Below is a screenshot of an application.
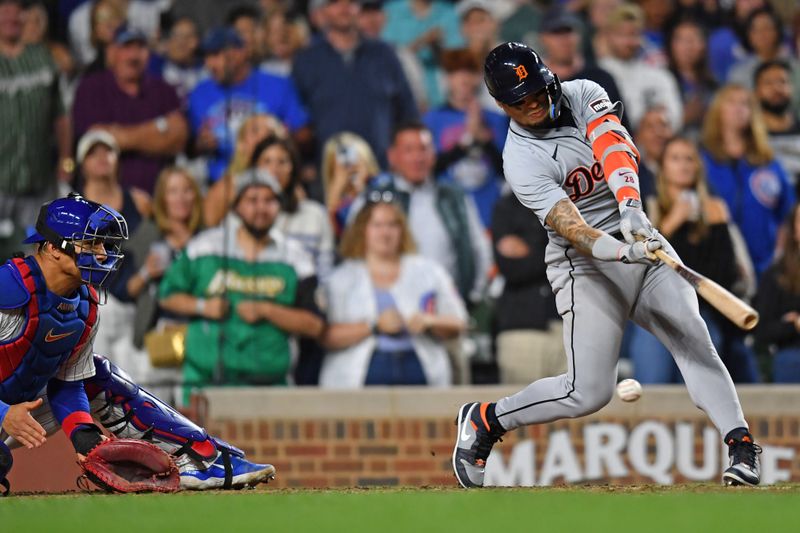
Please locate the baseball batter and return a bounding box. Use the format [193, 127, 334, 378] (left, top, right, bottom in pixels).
[453, 42, 761, 488]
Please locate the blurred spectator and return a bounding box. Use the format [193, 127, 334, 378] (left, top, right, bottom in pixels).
[635, 107, 673, 213]
[159, 170, 324, 390]
[204, 112, 287, 226]
[669, 0, 721, 31]
[189, 27, 309, 183]
[292, 0, 417, 169]
[123, 166, 203, 349]
[227, 4, 264, 65]
[491, 189, 564, 385]
[348, 121, 492, 303]
[637, 0, 676, 67]
[579, 0, 622, 65]
[75, 129, 151, 234]
[666, 17, 718, 135]
[630, 136, 759, 383]
[72, 26, 188, 195]
[498, 0, 542, 47]
[147, 16, 204, 100]
[755, 202, 800, 382]
[21, 2, 76, 83]
[0, 0, 71, 260]
[69, 0, 169, 68]
[456, 0, 501, 111]
[754, 60, 800, 187]
[82, 0, 125, 74]
[251, 135, 334, 385]
[537, 7, 628, 130]
[701, 84, 795, 276]
[707, 0, 769, 83]
[260, 11, 309, 78]
[357, 0, 427, 111]
[321, 131, 382, 236]
[320, 200, 467, 387]
[598, 3, 683, 132]
[423, 49, 507, 228]
[381, 0, 464, 108]
[728, 7, 797, 90]
[251, 136, 335, 280]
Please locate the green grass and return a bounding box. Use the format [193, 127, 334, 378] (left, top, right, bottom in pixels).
[3, 485, 800, 533]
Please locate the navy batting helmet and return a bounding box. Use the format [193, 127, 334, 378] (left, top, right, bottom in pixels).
[484, 42, 562, 120]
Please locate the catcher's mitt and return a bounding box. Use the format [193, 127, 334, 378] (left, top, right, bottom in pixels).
[79, 438, 180, 493]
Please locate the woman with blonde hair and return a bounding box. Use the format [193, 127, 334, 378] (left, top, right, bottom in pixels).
[203, 113, 288, 226]
[320, 131, 381, 236]
[700, 83, 795, 276]
[320, 200, 467, 387]
[123, 166, 204, 349]
[629, 136, 760, 383]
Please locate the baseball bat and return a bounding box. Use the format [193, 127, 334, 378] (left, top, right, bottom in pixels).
[653, 249, 759, 331]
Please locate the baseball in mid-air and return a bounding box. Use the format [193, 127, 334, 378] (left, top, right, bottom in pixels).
[616, 379, 642, 402]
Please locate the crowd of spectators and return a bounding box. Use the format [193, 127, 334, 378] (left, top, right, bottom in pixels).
[2, 0, 800, 400]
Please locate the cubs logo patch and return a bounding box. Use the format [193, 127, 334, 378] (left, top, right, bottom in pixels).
[514, 65, 529, 81]
[749, 168, 782, 209]
[589, 98, 612, 113]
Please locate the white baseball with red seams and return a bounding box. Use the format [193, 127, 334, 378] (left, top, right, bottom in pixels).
[616, 378, 642, 402]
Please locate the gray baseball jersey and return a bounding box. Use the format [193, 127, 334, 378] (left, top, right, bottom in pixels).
[493, 80, 748, 438]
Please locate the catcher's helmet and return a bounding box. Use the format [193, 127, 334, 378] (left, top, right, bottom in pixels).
[23, 193, 128, 290]
[484, 42, 562, 120]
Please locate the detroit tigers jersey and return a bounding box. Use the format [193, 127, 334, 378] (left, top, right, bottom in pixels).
[502, 79, 622, 260]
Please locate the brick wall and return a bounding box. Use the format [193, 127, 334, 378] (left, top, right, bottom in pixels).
[205, 414, 800, 488]
[8, 386, 800, 492]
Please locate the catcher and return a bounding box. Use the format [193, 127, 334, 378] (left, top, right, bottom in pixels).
[0, 194, 275, 495]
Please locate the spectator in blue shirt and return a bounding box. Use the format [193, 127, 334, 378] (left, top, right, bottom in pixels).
[292, 0, 417, 170]
[701, 83, 795, 276]
[381, 0, 464, 108]
[188, 27, 310, 182]
[423, 49, 507, 228]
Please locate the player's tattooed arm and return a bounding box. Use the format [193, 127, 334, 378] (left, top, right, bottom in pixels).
[545, 198, 604, 256]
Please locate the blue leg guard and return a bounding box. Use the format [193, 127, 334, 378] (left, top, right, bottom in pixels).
[84, 355, 217, 465]
[0, 441, 11, 496]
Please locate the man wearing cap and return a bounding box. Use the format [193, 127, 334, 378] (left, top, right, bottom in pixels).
[597, 3, 682, 132]
[537, 7, 628, 130]
[189, 27, 310, 183]
[159, 170, 324, 393]
[72, 25, 188, 196]
[0, 0, 72, 260]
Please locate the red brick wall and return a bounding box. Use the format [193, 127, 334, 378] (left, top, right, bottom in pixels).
[205, 414, 800, 488]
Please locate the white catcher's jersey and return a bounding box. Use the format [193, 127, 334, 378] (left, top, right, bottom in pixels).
[503, 79, 622, 263]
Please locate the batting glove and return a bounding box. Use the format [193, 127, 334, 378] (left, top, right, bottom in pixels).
[618, 238, 662, 265]
[619, 199, 655, 244]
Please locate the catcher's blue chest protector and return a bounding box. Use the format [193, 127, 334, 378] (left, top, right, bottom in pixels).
[0, 257, 97, 404]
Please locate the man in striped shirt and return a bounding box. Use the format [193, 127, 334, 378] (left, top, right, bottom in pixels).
[0, 0, 71, 260]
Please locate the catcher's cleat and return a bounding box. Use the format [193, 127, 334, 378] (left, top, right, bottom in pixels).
[723, 428, 762, 486]
[452, 402, 504, 489]
[179, 452, 276, 490]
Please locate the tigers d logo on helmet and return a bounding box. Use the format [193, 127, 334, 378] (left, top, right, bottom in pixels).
[514, 65, 528, 81]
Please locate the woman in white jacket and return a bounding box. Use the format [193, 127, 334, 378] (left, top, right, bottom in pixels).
[320, 200, 468, 387]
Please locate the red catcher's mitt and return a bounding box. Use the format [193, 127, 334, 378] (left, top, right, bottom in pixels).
[79, 438, 180, 493]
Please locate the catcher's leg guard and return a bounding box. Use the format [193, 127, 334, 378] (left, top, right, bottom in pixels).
[0, 441, 12, 496]
[84, 355, 217, 467]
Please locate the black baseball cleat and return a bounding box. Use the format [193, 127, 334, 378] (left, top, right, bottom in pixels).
[722, 428, 762, 486]
[452, 402, 504, 488]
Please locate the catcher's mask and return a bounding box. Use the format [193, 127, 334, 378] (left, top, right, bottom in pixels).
[23, 193, 128, 301]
